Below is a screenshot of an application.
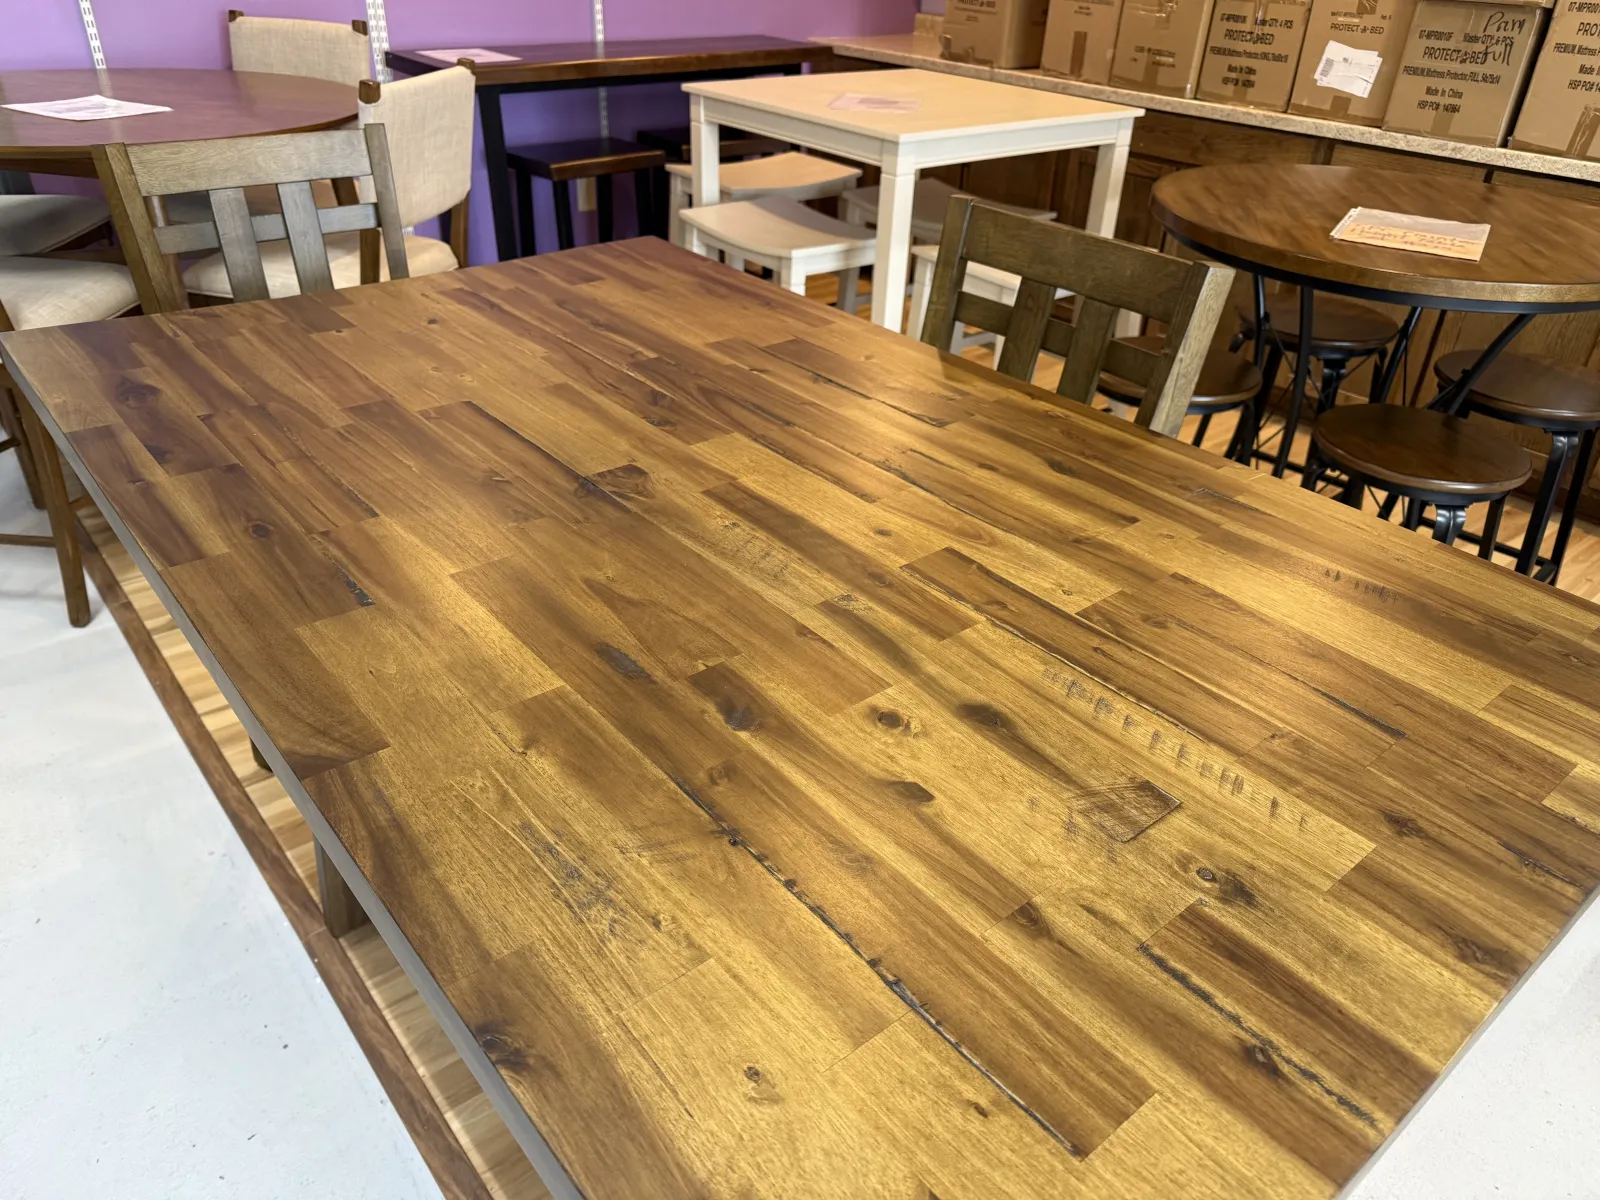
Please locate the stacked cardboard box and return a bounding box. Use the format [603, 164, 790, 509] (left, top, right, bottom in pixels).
[1110, 0, 1221, 96]
[1196, 0, 1315, 109]
[942, 0, 1055, 68]
[1288, 0, 1420, 124]
[1382, 0, 1548, 145]
[1510, 0, 1600, 158]
[1041, 0, 1128, 82]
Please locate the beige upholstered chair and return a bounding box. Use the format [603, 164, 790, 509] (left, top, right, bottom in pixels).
[182, 67, 475, 300]
[227, 10, 373, 85]
[0, 195, 113, 256]
[97, 125, 408, 312]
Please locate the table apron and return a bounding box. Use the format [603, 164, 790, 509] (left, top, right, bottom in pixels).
[693, 98, 1135, 171]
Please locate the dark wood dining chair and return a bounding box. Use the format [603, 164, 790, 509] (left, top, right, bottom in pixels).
[94, 124, 409, 312]
[921, 197, 1235, 438]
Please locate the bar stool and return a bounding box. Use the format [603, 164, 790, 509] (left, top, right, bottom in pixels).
[679, 196, 874, 297]
[1433, 349, 1600, 583]
[665, 153, 862, 247]
[1238, 293, 1402, 476]
[839, 179, 1055, 317]
[636, 125, 788, 237]
[1305, 405, 1532, 549]
[1098, 335, 1264, 452]
[507, 138, 667, 254]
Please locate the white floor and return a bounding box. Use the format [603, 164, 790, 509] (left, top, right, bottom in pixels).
[0, 454, 440, 1199]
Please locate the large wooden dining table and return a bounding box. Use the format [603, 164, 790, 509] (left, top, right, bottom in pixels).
[6, 238, 1600, 1199]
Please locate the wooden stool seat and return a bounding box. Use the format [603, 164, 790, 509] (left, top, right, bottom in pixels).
[635, 125, 788, 163]
[1099, 335, 1261, 413]
[666, 153, 862, 247]
[1261, 293, 1400, 354]
[1433, 349, 1600, 424]
[507, 138, 667, 255]
[1313, 405, 1532, 498]
[680, 195, 874, 296]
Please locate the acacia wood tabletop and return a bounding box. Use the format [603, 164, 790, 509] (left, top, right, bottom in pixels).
[7, 239, 1600, 1199]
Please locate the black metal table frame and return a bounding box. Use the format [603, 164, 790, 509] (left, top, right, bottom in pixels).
[389, 59, 808, 263]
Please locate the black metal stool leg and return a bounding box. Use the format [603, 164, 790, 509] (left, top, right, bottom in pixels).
[1318, 360, 1350, 414]
[598, 174, 615, 243]
[1301, 438, 1325, 491]
[1432, 505, 1467, 546]
[652, 165, 670, 238]
[1402, 496, 1425, 531]
[1479, 497, 1507, 561]
[1236, 340, 1282, 465]
[1273, 286, 1315, 479]
[514, 164, 536, 257]
[1544, 427, 1598, 585]
[1517, 431, 1577, 575]
[1377, 492, 1401, 522]
[1339, 470, 1364, 508]
[553, 180, 576, 250]
[634, 168, 654, 240]
[1190, 412, 1213, 448]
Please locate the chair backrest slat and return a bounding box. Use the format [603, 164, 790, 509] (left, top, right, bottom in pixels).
[921, 198, 1235, 438]
[95, 124, 409, 314]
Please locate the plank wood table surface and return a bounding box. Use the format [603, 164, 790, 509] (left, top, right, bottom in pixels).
[387, 37, 833, 263]
[7, 238, 1600, 1199]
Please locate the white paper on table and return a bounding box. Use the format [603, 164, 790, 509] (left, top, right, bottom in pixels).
[1330, 207, 1490, 261]
[417, 48, 519, 63]
[828, 93, 921, 113]
[1, 95, 173, 121]
[1312, 41, 1382, 99]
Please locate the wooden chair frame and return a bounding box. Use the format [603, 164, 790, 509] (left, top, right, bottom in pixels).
[356, 77, 470, 270]
[94, 123, 409, 312]
[921, 197, 1234, 438]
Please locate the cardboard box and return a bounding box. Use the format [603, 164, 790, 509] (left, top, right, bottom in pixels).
[1382, 0, 1547, 144]
[1040, 0, 1127, 82]
[942, 0, 1054, 68]
[1196, 0, 1314, 109]
[1289, 0, 1420, 125]
[1110, 0, 1220, 96]
[1509, 0, 1600, 158]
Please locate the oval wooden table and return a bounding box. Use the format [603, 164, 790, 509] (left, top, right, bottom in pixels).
[1151, 163, 1600, 477]
[0, 69, 359, 178]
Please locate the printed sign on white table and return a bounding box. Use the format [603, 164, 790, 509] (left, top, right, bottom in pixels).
[828, 93, 921, 113]
[418, 48, 519, 63]
[1313, 41, 1383, 99]
[1, 95, 172, 121]
[1331, 207, 1491, 261]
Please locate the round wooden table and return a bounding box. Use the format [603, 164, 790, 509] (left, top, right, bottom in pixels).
[0, 69, 358, 178]
[1151, 163, 1600, 476]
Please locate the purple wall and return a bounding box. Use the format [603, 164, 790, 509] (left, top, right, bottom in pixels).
[6, 0, 914, 262]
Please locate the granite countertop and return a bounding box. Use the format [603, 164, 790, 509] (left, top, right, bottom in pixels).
[818, 28, 1600, 187]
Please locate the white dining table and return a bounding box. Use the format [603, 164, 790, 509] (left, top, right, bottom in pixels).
[682, 68, 1143, 333]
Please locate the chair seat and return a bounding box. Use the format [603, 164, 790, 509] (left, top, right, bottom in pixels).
[1433, 349, 1600, 425]
[184, 231, 458, 300]
[0, 194, 112, 256]
[666, 153, 862, 201]
[842, 178, 1056, 243]
[507, 138, 666, 182]
[681, 196, 876, 259]
[1255, 293, 1400, 355]
[0, 257, 139, 329]
[1099, 335, 1262, 413]
[1313, 404, 1533, 498]
[636, 125, 788, 162]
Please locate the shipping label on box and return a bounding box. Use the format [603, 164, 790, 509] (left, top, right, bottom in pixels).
[1509, 0, 1600, 157]
[1289, 0, 1420, 123]
[942, 0, 1054, 68]
[1041, 0, 1128, 81]
[1382, 0, 1546, 144]
[1196, 0, 1314, 108]
[1110, 0, 1221, 95]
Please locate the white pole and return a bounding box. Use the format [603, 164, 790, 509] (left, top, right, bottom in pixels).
[77, 0, 106, 69]
[364, 0, 393, 83]
[593, 0, 609, 139]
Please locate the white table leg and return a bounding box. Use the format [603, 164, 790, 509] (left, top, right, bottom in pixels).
[1086, 120, 1139, 336]
[688, 97, 721, 259]
[871, 160, 916, 333]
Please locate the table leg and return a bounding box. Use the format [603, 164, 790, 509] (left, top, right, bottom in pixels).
[477, 85, 516, 263]
[1086, 123, 1138, 338]
[1272, 285, 1315, 479]
[315, 839, 369, 938]
[870, 161, 915, 333]
[14, 392, 90, 627]
[687, 98, 721, 259]
[1431, 312, 1535, 415]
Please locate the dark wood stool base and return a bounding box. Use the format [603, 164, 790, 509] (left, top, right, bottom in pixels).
[507, 138, 668, 255]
